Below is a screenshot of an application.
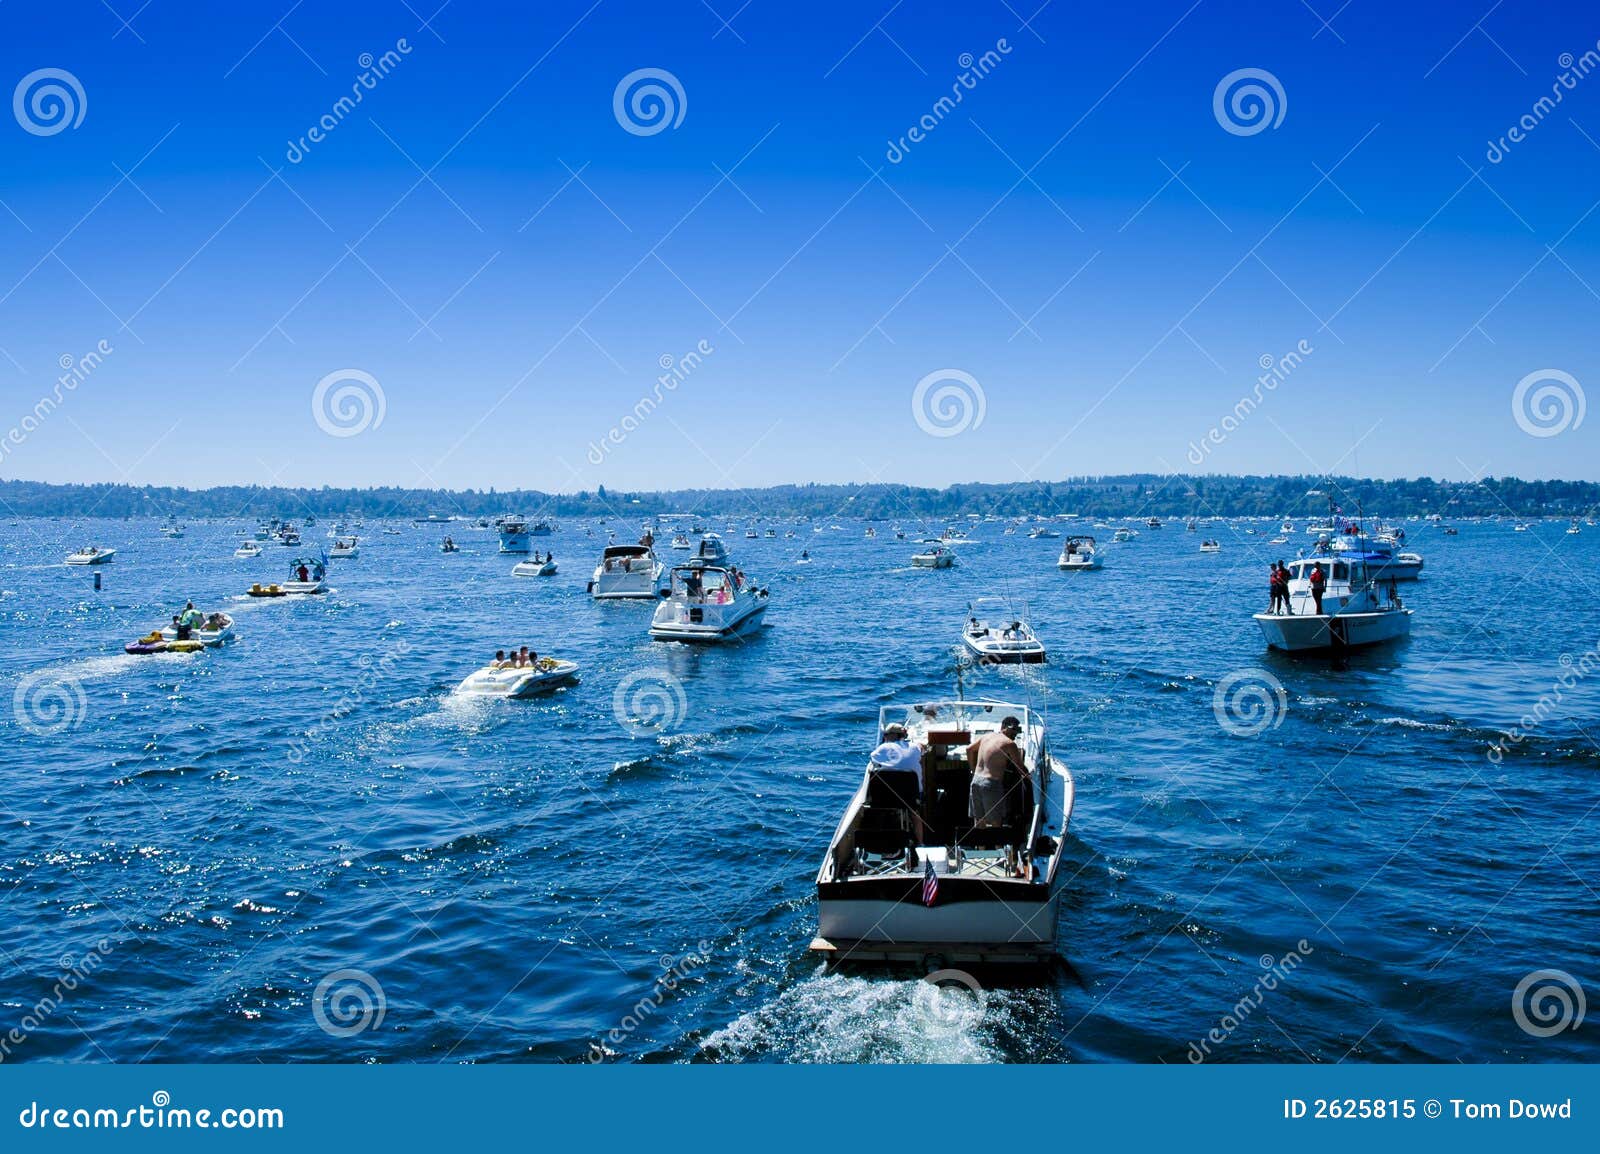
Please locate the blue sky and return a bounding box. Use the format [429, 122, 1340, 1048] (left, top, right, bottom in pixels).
[1, 0, 1597, 492]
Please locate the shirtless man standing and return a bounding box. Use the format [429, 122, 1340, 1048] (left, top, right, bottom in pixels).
[966, 716, 1027, 829]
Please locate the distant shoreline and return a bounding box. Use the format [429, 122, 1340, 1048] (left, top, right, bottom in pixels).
[2, 473, 1595, 521]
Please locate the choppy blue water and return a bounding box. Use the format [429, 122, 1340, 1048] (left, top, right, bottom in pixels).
[2, 516, 1596, 1063]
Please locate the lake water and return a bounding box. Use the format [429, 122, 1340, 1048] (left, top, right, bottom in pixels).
[2, 516, 1595, 1063]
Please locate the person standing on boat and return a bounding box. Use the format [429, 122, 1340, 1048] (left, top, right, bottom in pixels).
[1269, 561, 1288, 615]
[1309, 563, 1327, 615]
[967, 716, 1026, 829]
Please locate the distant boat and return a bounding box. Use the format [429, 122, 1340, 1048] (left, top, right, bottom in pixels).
[65, 546, 115, 565]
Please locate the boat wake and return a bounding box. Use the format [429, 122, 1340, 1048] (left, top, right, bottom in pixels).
[699, 970, 1014, 1063]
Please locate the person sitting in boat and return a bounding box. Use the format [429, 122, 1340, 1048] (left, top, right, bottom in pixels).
[799, 549, 809, 560]
[967, 716, 1027, 835]
[172, 613, 188, 640]
[204, 612, 227, 631]
[491, 650, 509, 668]
[1003, 620, 1023, 640]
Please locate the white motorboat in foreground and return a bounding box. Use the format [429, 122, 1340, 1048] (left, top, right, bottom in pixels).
[588, 542, 664, 599]
[962, 601, 1046, 664]
[1253, 557, 1412, 652]
[649, 565, 768, 642]
[455, 658, 579, 698]
[1057, 535, 1100, 570]
[512, 554, 558, 577]
[64, 546, 115, 565]
[813, 699, 1075, 963]
[911, 541, 955, 568]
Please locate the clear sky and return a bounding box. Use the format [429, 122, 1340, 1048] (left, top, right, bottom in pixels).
[1, 0, 1597, 492]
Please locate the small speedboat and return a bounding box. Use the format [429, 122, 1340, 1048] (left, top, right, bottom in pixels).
[455, 658, 579, 698]
[962, 602, 1046, 664]
[796, 550, 812, 565]
[512, 557, 558, 577]
[911, 541, 955, 568]
[161, 612, 234, 646]
[441, 538, 460, 554]
[64, 547, 115, 565]
[1112, 527, 1135, 542]
[251, 558, 327, 596]
[670, 533, 692, 550]
[234, 542, 262, 559]
[1057, 535, 1100, 570]
[1200, 540, 1221, 553]
[1026, 526, 1060, 539]
[813, 699, 1075, 963]
[650, 565, 768, 642]
[329, 538, 359, 558]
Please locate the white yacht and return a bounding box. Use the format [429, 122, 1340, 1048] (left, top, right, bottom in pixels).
[689, 532, 730, 568]
[670, 533, 692, 550]
[588, 542, 665, 599]
[1057, 535, 1100, 570]
[813, 700, 1075, 963]
[911, 541, 955, 568]
[1253, 557, 1412, 652]
[497, 517, 531, 554]
[455, 658, 579, 698]
[650, 565, 768, 642]
[64, 546, 115, 565]
[962, 602, 1046, 665]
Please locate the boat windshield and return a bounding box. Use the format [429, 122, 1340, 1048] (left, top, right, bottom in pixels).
[670, 566, 737, 602]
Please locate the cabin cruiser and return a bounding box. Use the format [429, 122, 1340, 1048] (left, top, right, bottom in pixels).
[329, 538, 359, 558]
[1253, 557, 1411, 652]
[1057, 535, 1100, 570]
[962, 602, 1046, 664]
[940, 527, 971, 544]
[64, 546, 115, 565]
[588, 542, 665, 599]
[455, 657, 579, 697]
[650, 564, 768, 642]
[160, 524, 185, 539]
[813, 700, 1075, 963]
[765, 528, 777, 538]
[911, 541, 955, 568]
[234, 541, 262, 559]
[1146, 518, 1161, 529]
[1328, 534, 1423, 580]
[498, 517, 531, 553]
[248, 557, 327, 596]
[689, 532, 730, 568]
[1199, 539, 1221, 553]
[512, 552, 558, 577]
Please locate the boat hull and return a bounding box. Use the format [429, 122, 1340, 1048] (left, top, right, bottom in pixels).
[962, 637, 1046, 664]
[589, 567, 662, 598]
[1253, 609, 1411, 652]
[649, 602, 767, 642]
[816, 880, 1057, 952]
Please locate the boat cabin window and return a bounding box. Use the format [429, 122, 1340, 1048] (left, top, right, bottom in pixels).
[1332, 562, 1348, 581]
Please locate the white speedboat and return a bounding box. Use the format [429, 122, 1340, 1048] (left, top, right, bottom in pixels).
[1568, 520, 1581, 535]
[1057, 535, 1099, 570]
[440, 537, 460, 553]
[1253, 557, 1412, 652]
[497, 517, 531, 553]
[670, 533, 692, 550]
[813, 699, 1075, 963]
[649, 565, 768, 642]
[765, 528, 777, 538]
[911, 541, 955, 568]
[512, 555, 558, 577]
[689, 532, 730, 568]
[940, 527, 970, 544]
[1199, 539, 1221, 553]
[159, 612, 234, 647]
[234, 542, 262, 559]
[329, 538, 359, 558]
[64, 546, 115, 565]
[588, 542, 664, 599]
[1112, 527, 1135, 543]
[962, 602, 1046, 665]
[455, 658, 579, 698]
[248, 557, 327, 597]
[1027, 526, 1060, 539]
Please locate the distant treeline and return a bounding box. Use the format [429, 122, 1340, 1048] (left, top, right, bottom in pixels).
[1, 474, 1595, 521]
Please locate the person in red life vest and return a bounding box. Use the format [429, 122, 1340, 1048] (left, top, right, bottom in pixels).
[1269, 560, 1290, 615]
[1309, 563, 1327, 615]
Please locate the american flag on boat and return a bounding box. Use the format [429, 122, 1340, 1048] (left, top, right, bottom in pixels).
[921, 859, 938, 907]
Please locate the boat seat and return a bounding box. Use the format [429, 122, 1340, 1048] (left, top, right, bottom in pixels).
[958, 825, 1020, 851]
[866, 769, 921, 812]
[854, 808, 912, 856]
